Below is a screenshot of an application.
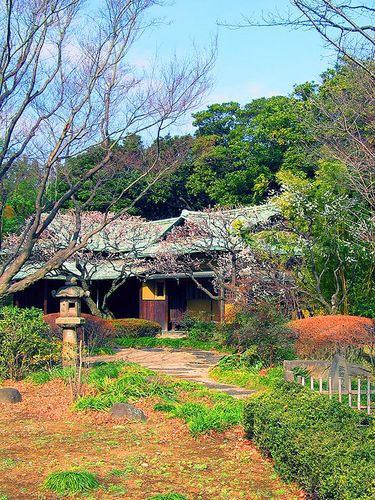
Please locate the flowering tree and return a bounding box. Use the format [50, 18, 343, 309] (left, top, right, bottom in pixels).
[151, 206, 298, 314]
[0, 0, 214, 297]
[5, 210, 162, 317]
[272, 166, 374, 316]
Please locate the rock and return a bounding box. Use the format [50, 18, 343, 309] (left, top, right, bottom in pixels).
[110, 403, 147, 421]
[0, 388, 22, 403]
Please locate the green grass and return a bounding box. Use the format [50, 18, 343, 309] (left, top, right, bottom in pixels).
[42, 470, 100, 495]
[169, 399, 244, 436]
[210, 365, 284, 391]
[73, 362, 178, 412]
[115, 336, 229, 352]
[72, 360, 245, 436]
[147, 494, 188, 500]
[26, 366, 77, 385]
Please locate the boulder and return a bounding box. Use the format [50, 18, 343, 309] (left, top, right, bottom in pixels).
[0, 388, 22, 403]
[110, 403, 147, 421]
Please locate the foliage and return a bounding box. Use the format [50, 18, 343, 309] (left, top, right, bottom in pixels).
[210, 361, 283, 391]
[273, 161, 374, 316]
[0, 307, 60, 380]
[26, 366, 76, 385]
[167, 399, 244, 436]
[148, 494, 187, 500]
[114, 336, 228, 352]
[44, 313, 114, 351]
[73, 362, 177, 412]
[42, 470, 100, 495]
[73, 360, 243, 436]
[290, 315, 375, 365]
[109, 318, 162, 338]
[181, 316, 218, 342]
[223, 302, 296, 366]
[244, 382, 374, 499]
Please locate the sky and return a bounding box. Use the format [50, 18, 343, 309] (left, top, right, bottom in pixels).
[130, 0, 334, 112]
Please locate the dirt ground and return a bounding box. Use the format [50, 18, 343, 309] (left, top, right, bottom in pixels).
[0, 379, 304, 500]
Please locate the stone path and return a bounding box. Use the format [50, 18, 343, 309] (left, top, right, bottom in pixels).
[87, 347, 256, 399]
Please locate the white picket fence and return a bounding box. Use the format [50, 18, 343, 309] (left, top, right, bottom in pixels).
[296, 375, 374, 415]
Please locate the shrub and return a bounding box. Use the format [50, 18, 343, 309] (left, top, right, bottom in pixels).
[109, 318, 161, 338]
[44, 312, 114, 351]
[42, 470, 100, 495]
[223, 302, 296, 366]
[289, 315, 375, 364]
[244, 382, 374, 499]
[186, 318, 218, 342]
[0, 306, 60, 380]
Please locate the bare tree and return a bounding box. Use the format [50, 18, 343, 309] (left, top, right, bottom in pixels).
[223, 0, 375, 79]
[0, 0, 214, 297]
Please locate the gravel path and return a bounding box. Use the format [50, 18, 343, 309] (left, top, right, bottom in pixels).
[87, 347, 256, 399]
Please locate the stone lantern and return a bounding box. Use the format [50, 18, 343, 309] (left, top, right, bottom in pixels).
[52, 277, 90, 366]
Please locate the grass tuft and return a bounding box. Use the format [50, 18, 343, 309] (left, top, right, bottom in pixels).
[27, 366, 77, 385]
[42, 470, 100, 495]
[148, 494, 188, 500]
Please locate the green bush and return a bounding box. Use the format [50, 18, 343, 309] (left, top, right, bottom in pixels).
[244, 382, 375, 499]
[0, 306, 60, 380]
[109, 318, 161, 338]
[43, 470, 100, 495]
[44, 312, 114, 351]
[180, 315, 220, 342]
[223, 302, 296, 366]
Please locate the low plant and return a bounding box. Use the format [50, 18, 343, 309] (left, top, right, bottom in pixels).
[244, 382, 374, 499]
[73, 362, 178, 412]
[223, 302, 296, 366]
[109, 318, 161, 338]
[167, 399, 244, 436]
[182, 316, 218, 342]
[26, 366, 76, 385]
[42, 470, 100, 495]
[148, 494, 187, 500]
[44, 312, 114, 351]
[0, 306, 60, 380]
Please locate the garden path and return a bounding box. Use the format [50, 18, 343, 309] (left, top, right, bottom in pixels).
[87, 347, 256, 398]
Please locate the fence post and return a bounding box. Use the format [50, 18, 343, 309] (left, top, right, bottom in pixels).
[302, 377, 305, 387]
[348, 377, 352, 408]
[338, 378, 342, 403]
[367, 378, 371, 415]
[328, 377, 332, 399]
[310, 376, 314, 391]
[357, 378, 361, 411]
[319, 377, 323, 394]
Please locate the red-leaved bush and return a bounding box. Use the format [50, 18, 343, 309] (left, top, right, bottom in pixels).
[43, 313, 115, 350]
[289, 315, 375, 362]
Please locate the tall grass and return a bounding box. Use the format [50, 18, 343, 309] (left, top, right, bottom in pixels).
[43, 470, 100, 495]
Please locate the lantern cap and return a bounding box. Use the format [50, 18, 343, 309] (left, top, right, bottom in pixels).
[52, 277, 90, 299]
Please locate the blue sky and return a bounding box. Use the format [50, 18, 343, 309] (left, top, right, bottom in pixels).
[131, 0, 333, 109]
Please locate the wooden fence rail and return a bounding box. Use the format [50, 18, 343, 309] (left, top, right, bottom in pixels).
[296, 375, 374, 415]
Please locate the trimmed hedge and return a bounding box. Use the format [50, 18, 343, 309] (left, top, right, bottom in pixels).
[109, 318, 161, 338]
[44, 313, 114, 349]
[244, 382, 375, 499]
